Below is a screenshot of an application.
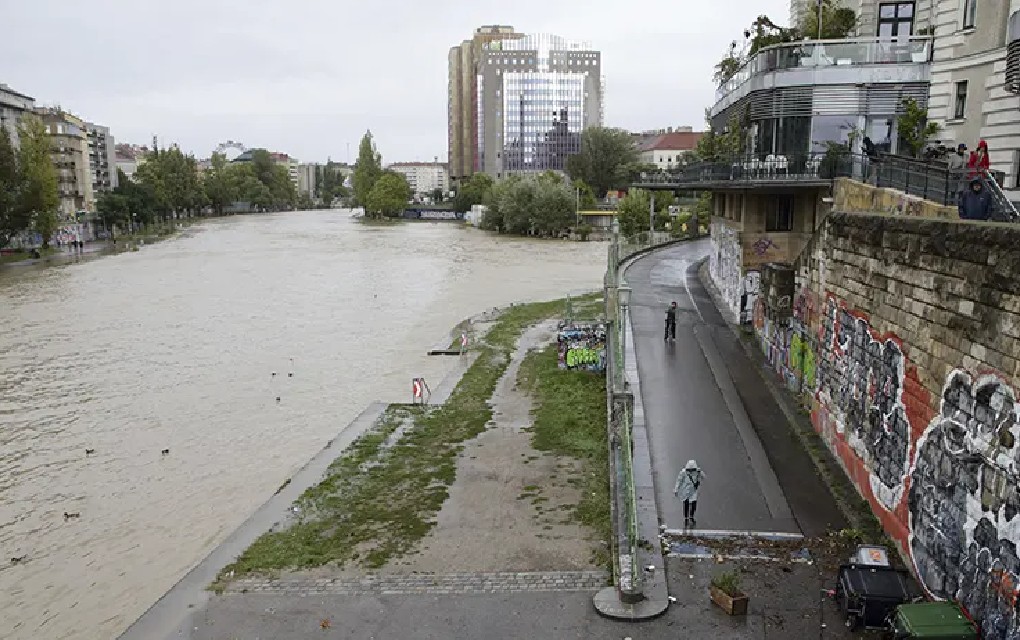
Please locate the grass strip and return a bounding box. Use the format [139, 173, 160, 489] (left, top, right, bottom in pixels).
[517, 342, 610, 568]
[212, 293, 601, 588]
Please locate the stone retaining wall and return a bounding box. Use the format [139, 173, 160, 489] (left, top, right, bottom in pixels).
[751, 212, 1020, 636]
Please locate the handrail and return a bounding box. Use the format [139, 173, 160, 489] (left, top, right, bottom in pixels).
[633, 151, 1019, 222]
[716, 35, 932, 101]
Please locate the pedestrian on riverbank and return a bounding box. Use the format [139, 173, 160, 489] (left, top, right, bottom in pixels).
[674, 459, 704, 527]
[664, 301, 677, 341]
[959, 177, 992, 221]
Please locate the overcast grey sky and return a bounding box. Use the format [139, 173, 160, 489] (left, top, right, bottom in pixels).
[3, 0, 788, 163]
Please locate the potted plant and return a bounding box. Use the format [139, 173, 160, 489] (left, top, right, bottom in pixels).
[710, 570, 749, 615]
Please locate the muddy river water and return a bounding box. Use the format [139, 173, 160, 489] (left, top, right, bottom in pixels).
[0, 211, 607, 640]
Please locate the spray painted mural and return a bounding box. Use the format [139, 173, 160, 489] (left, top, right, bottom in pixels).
[908, 370, 1020, 639]
[814, 294, 913, 511]
[557, 323, 607, 372]
[709, 221, 742, 320]
[740, 270, 760, 325]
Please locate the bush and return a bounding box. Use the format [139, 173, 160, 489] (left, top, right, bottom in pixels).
[711, 570, 743, 596]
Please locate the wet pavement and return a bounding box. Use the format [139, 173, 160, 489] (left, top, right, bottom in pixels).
[185, 553, 858, 640]
[624, 242, 791, 534]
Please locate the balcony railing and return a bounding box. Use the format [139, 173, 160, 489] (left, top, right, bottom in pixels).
[716, 36, 932, 101]
[633, 152, 1019, 222]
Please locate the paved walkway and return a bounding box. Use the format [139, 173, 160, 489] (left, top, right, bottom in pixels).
[624, 242, 843, 537]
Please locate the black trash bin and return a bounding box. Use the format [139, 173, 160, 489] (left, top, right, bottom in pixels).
[835, 563, 911, 630]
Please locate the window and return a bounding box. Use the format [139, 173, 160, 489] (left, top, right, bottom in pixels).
[878, 2, 915, 37]
[954, 80, 968, 119]
[963, 0, 977, 29]
[765, 196, 795, 232]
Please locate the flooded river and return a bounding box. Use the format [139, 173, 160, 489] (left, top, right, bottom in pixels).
[0, 210, 607, 640]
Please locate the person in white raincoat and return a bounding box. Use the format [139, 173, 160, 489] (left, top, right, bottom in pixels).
[674, 459, 705, 526]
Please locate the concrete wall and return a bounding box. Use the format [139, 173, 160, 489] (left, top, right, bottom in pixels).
[832, 177, 959, 219]
[751, 212, 1020, 633]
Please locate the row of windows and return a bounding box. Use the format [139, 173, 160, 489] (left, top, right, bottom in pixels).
[488, 57, 596, 66]
[876, 0, 978, 36]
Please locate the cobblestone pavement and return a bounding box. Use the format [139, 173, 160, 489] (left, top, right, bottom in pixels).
[224, 571, 609, 595]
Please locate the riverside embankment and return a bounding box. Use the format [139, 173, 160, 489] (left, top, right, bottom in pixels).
[0, 210, 607, 640]
[121, 293, 612, 639]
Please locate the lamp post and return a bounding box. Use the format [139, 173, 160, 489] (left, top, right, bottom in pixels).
[619, 285, 632, 374]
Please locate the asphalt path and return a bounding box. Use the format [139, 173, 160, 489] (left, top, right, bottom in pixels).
[624, 241, 800, 535]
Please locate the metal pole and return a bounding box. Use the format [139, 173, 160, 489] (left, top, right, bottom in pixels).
[817, 0, 823, 39]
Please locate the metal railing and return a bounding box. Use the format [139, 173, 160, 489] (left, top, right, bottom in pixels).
[633, 151, 1020, 222]
[604, 227, 642, 602]
[716, 36, 932, 101]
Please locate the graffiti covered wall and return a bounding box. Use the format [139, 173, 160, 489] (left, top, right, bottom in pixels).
[557, 323, 607, 372]
[709, 219, 742, 320]
[752, 212, 1020, 637]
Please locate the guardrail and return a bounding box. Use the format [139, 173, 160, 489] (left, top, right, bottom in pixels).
[632, 151, 1020, 222]
[715, 36, 932, 102]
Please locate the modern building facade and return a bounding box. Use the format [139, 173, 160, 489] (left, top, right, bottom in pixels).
[476, 33, 603, 178]
[386, 161, 449, 198]
[448, 25, 523, 184]
[0, 83, 36, 149]
[638, 128, 704, 170]
[927, 0, 1020, 198]
[36, 108, 95, 217]
[701, 14, 933, 323]
[86, 123, 117, 195]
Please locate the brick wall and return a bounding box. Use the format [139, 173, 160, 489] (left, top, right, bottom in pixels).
[752, 212, 1020, 634]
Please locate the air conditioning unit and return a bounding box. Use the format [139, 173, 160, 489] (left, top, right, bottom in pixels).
[1008, 12, 1020, 95]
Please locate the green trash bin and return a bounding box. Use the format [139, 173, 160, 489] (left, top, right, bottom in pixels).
[889, 602, 978, 639]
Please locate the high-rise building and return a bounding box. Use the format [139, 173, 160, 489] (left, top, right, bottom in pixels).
[297, 162, 318, 198]
[448, 25, 524, 184]
[476, 33, 603, 178]
[0, 83, 36, 150]
[86, 122, 118, 195]
[35, 107, 95, 217]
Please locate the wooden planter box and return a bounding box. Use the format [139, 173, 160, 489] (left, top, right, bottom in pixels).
[710, 585, 749, 616]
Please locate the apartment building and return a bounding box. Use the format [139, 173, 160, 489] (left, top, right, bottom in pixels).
[0, 83, 36, 149]
[86, 123, 117, 195]
[386, 161, 449, 198]
[638, 128, 704, 170]
[36, 108, 95, 217]
[297, 162, 318, 198]
[926, 0, 1020, 198]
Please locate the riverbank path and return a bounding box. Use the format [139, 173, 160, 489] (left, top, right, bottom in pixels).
[625, 240, 843, 537]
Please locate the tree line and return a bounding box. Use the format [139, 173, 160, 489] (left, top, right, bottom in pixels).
[0, 117, 61, 248]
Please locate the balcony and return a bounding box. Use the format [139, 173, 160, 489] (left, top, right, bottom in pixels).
[712, 36, 932, 116]
[632, 152, 1019, 222]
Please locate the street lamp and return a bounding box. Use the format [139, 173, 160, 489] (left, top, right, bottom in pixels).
[619, 285, 633, 374]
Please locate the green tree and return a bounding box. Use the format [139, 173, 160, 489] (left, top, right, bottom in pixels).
[482, 175, 574, 236]
[136, 146, 204, 220]
[452, 172, 494, 213]
[96, 192, 130, 231]
[574, 179, 597, 210]
[297, 192, 314, 210]
[365, 171, 411, 218]
[202, 152, 236, 215]
[17, 116, 59, 247]
[897, 97, 940, 158]
[794, 1, 857, 40]
[352, 131, 382, 208]
[269, 164, 296, 209]
[616, 189, 653, 238]
[430, 187, 445, 203]
[565, 127, 639, 197]
[0, 126, 30, 248]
